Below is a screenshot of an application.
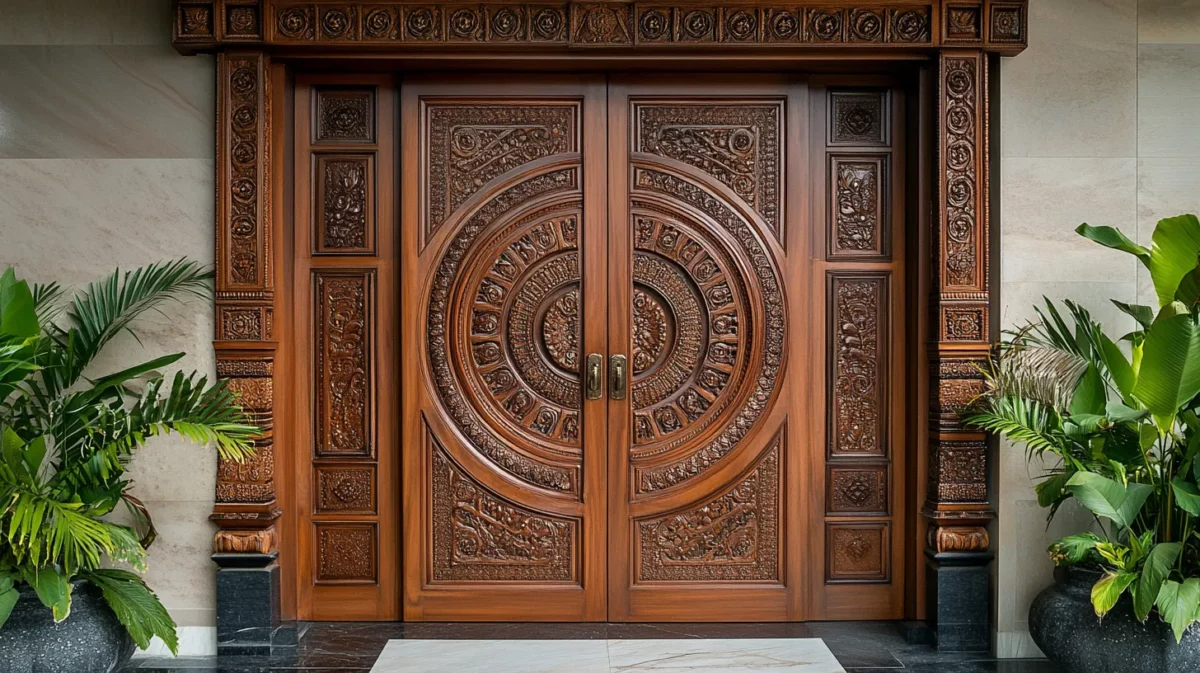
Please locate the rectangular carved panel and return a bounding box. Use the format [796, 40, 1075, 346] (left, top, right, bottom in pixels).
[828, 154, 889, 260]
[634, 100, 784, 242]
[929, 439, 987, 503]
[314, 86, 376, 144]
[827, 272, 889, 457]
[422, 101, 578, 243]
[827, 464, 888, 515]
[316, 465, 376, 514]
[826, 522, 890, 583]
[315, 523, 377, 583]
[431, 443, 577, 582]
[218, 53, 270, 291]
[636, 437, 781, 583]
[939, 52, 986, 293]
[313, 269, 375, 457]
[828, 89, 888, 146]
[314, 154, 375, 255]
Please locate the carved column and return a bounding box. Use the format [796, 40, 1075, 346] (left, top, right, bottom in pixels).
[924, 49, 994, 651]
[212, 49, 290, 653]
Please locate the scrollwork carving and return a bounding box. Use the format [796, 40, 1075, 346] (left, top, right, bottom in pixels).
[314, 271, 373, 456]
[829, 274, 887, 456]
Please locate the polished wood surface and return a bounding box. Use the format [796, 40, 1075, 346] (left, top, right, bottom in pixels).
[293, 74, 400, 619]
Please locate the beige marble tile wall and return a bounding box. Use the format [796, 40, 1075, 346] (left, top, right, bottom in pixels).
[996, 0, 1200, 658]
[0, 0, 219, 639]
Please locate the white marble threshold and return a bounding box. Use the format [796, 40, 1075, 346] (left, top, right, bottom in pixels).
[370, 638, 846, 673]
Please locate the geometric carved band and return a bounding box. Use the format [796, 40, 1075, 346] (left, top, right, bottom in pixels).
[174, 2, 1028, 56]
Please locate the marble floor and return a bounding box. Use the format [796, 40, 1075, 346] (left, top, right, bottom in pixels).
[123, 622, 1066, 673]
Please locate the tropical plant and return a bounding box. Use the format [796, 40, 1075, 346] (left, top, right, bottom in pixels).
[967, 214, 1200, 642]
[0, 260, 256, 654]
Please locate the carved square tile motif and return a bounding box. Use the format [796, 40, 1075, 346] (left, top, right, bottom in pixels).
[827, 522, 889, 582]
[315, 87, 376, 144]
[827, 465, 888, 515]
[316, 523, 377, 583]
[316, 465, 376, 513]
[945, 5, 981, 40]
[990, 4, 1025, 42]
[829, 89, 888, 146]
[178, 4, 213, 37]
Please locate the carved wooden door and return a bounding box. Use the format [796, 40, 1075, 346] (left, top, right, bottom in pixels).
[400, 77, 609, 620]
[605, 78, 810, 621]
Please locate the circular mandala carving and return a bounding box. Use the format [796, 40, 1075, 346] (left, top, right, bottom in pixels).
[770, 12, 799, 39]
[450, 9, 479, 38]
[683, 10, 714, 39]
[406, 8, 436, 39]
[277, 7, 310, 38]
[491, 8, 522, 39]
[363, 9, 394, 38]
[726, 10, 758, 40]
[639, 9, 669, 40]
[811, 11, 841, 41]
[533, 8, 565, 39]
[628, 214, 751, 458]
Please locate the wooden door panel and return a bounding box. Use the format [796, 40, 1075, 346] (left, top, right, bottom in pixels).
[401, 77, 608, 620]
[607, 79, 809, 621]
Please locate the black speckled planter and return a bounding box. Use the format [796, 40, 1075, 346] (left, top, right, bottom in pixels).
[0, 580, 136, 673]
[1030, 565, 1200, 673]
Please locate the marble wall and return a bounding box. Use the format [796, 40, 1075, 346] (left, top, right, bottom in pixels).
[0, 0, 219, 637]
[1, 0, 1197, 659]
[996, 0, 1200, 658]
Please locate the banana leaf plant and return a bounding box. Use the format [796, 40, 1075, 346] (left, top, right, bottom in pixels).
[967, 214, 1200, 642]
[0, 261, 257, 654]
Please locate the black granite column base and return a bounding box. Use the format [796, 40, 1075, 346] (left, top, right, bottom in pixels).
[925, 549, 995, 653]
[899, 620, 934, 645]
[214, 557, 305, 656]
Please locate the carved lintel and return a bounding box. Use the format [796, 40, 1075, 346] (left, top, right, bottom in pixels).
[173, 2, 1027, 55]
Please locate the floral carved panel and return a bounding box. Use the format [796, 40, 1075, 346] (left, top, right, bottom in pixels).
[828, 154, 889, 260]
[314, 269, 374, 457]
[828, 273, 888, 458]
[431, 444, 577, 582]
[315, 154, 375, 255]
[316, 523, 377, 583]
[636, 438, 780, 582]
[826, 522, 889, 582]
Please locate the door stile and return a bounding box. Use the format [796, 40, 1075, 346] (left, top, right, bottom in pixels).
[400, 76, 609, 621]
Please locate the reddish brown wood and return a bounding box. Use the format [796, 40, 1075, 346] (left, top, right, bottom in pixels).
[173, 1, 1028, 56]
[293, 73, 399, 620]
[400, 76, 609, 621]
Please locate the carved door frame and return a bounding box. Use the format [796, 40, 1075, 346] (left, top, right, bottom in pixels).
[173, 0, 1026, 626]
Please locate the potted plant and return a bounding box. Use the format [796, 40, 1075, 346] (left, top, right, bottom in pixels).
[0, 261, 256, 673]
[967, 214, 1200, 672]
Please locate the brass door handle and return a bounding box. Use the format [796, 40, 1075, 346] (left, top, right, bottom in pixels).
[610, 355, 627, 400]
[585, 353, 603, 401]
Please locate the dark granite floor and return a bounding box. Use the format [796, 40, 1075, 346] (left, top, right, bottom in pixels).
[123, 621, 1064, 672]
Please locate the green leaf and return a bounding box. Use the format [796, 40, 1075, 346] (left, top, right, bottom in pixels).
[1112, 300, 1156, 330]
[0, 267, 39, 338]
[0, 576, 17, 628]
[1077, 223, 1151, 264]
[1148, 215, 1200, 307]
[1133, 313, 1200, 435]
[1156, 578, 1200, 643]
[20, 566, 71, 622]
[1092, 571, 1137, 617]
[1048, 532, 1100, 565]
[1071, 363, 1107, 416]
[1135, 543, 1182, 622]
[1102, 403, 1144, 424]
[1066, 472, 1153, 530]
[1172, 477, 1200, 517]
[84, 569, 178, 655]
[1099, 333, 1138, 405]
[1037, 472, 1073, 509]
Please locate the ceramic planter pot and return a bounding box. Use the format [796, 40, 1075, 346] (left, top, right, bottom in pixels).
[1030, 565, 1200, 673]
[0, 580, 136, 673]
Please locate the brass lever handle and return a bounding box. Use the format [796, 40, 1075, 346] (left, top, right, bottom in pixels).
[585, 353, 603, 400]
[610, 355, 627, 400]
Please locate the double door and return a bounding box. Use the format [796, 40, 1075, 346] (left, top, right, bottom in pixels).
[401, 75, 809, 621]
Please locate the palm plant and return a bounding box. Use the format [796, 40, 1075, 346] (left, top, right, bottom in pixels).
[967, 214, 1200, 642]
[0, 260, 256, 653]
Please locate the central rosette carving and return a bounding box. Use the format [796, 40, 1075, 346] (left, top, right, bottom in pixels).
[541, 288, 580, 373]
[632, 289, 670, 375]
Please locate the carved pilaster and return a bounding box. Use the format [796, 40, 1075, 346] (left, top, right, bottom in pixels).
[924, 48, 993, 651]
[213, 51, 279, 566]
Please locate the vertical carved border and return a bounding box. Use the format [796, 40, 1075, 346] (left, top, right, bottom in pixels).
[926, 49, 992, 554]
[212, 51, 281, 560]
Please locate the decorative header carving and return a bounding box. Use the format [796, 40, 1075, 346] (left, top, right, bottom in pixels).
[174, 2, 1027, 55]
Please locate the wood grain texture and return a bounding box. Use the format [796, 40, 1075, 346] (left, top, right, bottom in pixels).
[173, 2, 1028, 55]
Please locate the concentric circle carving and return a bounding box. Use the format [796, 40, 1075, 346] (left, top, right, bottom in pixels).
[427, 167, 580, 493]
[628, 213, 751, 462]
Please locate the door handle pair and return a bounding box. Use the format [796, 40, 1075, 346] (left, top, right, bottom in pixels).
[585, 353, 627, 401]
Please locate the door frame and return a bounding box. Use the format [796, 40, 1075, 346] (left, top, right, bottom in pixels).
[174, 0, 1025, 626]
